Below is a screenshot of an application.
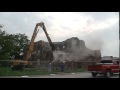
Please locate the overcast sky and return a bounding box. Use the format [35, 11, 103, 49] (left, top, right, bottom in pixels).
[0, 12, 119, 57]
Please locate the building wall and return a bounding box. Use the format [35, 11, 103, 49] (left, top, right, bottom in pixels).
[23, 37, 101, 68]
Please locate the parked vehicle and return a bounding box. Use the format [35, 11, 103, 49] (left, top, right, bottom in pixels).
[88, 60, 119, 78]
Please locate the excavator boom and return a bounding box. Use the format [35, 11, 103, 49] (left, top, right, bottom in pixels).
[25, 22, 54, 61]
[11, 21, 54, 70]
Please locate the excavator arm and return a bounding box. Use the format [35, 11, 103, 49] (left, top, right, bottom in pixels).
[39, 22, 55, 51]
[25, 22, 55, 61]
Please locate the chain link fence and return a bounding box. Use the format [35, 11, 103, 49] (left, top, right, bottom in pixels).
[0, 60, 97, 77]
[0, 60, 13, 76]
[0, 60, 51, 76]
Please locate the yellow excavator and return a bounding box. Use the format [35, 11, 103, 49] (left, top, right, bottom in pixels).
[10, 22, 55, 70]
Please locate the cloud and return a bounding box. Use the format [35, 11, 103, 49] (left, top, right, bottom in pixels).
[0, 12, 119, 57]
[83, 21, 119, 57]
[0, 12, 52, 38]
[79, 12, 119, 21]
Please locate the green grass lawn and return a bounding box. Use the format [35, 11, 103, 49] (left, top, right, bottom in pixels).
[0, 67, 87, 76]
[64, 68, 87, 73]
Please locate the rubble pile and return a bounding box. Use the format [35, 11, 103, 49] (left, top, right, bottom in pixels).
[24, 37, 101, 62]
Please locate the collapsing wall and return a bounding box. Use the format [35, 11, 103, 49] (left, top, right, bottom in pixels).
[53, 37, 101, 62]
[25, 37, 101, 62]
[23, 37, 101, 69]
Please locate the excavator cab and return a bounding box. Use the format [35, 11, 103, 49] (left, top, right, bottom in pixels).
[10, 60, 26, 70]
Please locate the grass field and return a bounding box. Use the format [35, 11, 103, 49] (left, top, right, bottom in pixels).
[0, 67, 87, 76]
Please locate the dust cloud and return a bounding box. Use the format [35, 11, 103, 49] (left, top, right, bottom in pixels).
[52, 37, 101, 62]
[85, 39, 104, 51]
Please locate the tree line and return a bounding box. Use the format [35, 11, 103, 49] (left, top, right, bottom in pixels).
[0, 25, 30, 60]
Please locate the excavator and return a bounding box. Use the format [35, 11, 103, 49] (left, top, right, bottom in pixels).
[10, 22, 55, 70]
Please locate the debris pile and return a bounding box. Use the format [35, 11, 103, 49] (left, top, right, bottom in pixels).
[24, 37, 101, 62]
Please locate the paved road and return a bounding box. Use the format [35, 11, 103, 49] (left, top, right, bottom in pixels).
[1, 72, 119, 78]
[29, 72, 119, 78]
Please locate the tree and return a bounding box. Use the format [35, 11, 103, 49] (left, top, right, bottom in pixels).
[0, 30, 12, 59]
[0, 27, 30, 60]
[10, 33, 30, 59]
